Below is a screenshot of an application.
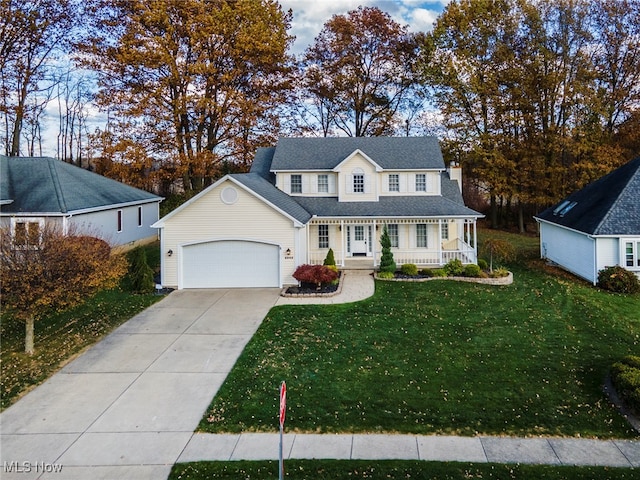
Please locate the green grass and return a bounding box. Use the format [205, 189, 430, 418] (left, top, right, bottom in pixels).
[169, 460, 637, 479]
[198, 234, 640, 438]
[0, 242, 163, 411]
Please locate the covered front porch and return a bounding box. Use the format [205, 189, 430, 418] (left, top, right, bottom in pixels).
[306, 218, 479, 269]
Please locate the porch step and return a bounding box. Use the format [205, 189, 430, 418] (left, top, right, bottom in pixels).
[341, 259, 376, 270]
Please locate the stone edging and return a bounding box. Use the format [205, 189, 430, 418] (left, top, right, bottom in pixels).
[280, 271, 346, 298]
[375, 271, 513, 285]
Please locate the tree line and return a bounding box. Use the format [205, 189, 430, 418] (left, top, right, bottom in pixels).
[2, 0, 639, 228]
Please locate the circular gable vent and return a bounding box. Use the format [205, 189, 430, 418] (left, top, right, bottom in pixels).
[221, 186, 238, 205]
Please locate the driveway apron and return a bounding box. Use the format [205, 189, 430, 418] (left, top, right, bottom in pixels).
[0, 288, 281, 480]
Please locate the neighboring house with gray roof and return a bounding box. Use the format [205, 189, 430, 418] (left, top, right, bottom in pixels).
[1, 155, 163, 249]
[154, 136, 483, 289]
[534, 156, 640, 284]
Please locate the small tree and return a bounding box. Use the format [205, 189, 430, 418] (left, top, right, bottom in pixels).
[293, 264, 339, 289]
[0, 225, 128, 354]
[379, 225, 396, 273]
[479, 238, 516, 272]
[128, 247, 155, 293]
[323, 248, 336, 266]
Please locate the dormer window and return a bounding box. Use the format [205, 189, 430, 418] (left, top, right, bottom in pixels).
[353, 168, 365, 193]
[416, 174, 427, 192]
[318, 174, 328, 193]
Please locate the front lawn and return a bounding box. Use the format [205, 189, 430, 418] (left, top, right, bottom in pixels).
[170, 460, 637, 479]
[198, 235, 640, 438]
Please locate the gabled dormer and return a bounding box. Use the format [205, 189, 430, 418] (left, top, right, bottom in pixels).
[333, 149, 383, 202]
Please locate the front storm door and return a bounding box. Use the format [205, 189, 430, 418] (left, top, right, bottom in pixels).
[350, 225, 371, 256]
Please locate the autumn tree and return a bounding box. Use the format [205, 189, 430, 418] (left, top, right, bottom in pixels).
[79, 0, 293, 192]
[300, 6, 420, 137]
[0, 225, 127, 354]
[0, 0, 77, 156]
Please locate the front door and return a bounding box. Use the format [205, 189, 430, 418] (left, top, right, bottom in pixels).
[347, 225, 373, 256]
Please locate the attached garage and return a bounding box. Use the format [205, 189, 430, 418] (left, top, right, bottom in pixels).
[181, 240, 280, 288]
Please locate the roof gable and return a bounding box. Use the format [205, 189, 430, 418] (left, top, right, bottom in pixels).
[0, 155, 161, 215]
[270, 137, 445, 171]
[332, 149, 383, 172]
[536, 156, 640, 235]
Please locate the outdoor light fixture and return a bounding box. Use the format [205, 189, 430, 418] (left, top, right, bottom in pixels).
[285, 248, 291, 256]
[167, 249, 173, 256]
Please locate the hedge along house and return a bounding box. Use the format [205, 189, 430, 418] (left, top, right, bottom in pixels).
[153, 137, 483, 289]
[534, 156, 640, 284]
[0, 155, 163, 249]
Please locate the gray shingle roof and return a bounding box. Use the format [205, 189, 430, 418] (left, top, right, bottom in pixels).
[0, 155, 161, 214]
[536, 156, 640, 235]
[230, 173, 312, 224]
[270, 136, 445, 171]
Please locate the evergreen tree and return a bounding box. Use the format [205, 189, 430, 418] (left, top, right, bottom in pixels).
[128, 247, 155, 294]
[323, 248, 336, 266]
[379, 225, 396, 273]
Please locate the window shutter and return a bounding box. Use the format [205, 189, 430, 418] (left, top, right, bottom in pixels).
[364, 175, 371, 194]
[347, 175, 353, 193]
[328, 175, 336, 194]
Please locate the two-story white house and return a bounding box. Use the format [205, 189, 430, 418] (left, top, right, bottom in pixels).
[153, 137, 484, 289]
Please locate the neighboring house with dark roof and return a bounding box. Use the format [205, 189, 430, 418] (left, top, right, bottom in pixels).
[1, 155, 163, 249]
[534, 156, 640, 284]
[153, 137, 483, 289]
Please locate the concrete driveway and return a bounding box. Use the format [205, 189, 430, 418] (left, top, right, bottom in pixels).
[0, 288, 281, 479]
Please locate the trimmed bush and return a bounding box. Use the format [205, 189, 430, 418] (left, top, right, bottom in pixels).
[293, 264, 339, 288]
[431, 268, 447, 277]
[597, 265, 640, 294]
[377, 271, 395, 279]
[477, 258, 489, 271]
[611, 356, 640, 414]
[444, 258, 464, 276]
[401, 263, 419, 276]
[464, 264, 482, 278]
[420, 268, 434, 277]
[323, 248, 336, 266]
[379, 225, 396, 273]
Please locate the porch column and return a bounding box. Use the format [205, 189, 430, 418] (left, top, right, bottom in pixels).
[340, 220, 345, 266]
[372, 219, 377, 264]
[473, 220, 478, 261]
[306, 223, 310, 264]
[438, 219, 443, 265]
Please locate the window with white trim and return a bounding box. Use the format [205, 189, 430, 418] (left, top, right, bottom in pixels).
[387, 224, 399, 248]
[353, 173, 364, 193]
[318, 225, 329, 248]
[625, 241, 640, 268]
[441, 222, 449, 240]
[291, 174, 302, 193]
[416, 174, 427, 192]
[388, 174, 399, 192]
[11, 218, 44, 248]
[416, 224, 428, 248]
[317, 174, 328, 193]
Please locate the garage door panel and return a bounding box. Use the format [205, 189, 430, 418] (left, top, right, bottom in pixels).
[182, 240, 279, 288]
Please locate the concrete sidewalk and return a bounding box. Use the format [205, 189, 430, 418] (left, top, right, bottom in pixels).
[178, 432, 640, 467]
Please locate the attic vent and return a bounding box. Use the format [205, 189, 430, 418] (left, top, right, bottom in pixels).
[558, 201, 577, 217]
[221, 186, 238, 205]
[552, 200, 571, 215]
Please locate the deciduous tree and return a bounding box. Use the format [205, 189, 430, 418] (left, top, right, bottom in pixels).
[300, 6, 420, 137]
[0, 225, 127, 354]
[79, 0, 293, 192]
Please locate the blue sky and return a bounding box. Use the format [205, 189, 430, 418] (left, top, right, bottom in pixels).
[279, 0, 450, 53]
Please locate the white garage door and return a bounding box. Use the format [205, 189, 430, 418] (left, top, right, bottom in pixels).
[182, 240, 280, 288]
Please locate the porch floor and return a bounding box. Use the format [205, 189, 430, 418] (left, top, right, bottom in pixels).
[341, 258, 376, 270]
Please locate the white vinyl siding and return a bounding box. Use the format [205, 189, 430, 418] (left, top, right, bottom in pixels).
[540, 222, 596, 283]
[159, 179, 299, 288]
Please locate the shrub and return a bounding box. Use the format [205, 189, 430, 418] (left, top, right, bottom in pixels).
[444, 258, 464, 276]
[293, 264, 338, 288]
[610, 356, 640, 414]
[377, 271, 395, 279]
[379, 225, 396, 273]
[477, 258, 489, 271]
[464, 264, 482, 278]
[597, 265, 640, 294]
[128, 247, 155, 293]
[401, 263, 419, 276]
[480, 238, 516, 272]
[489, 267, 510, 278]
[420, 268, 434, 277]
[431, 268, 447, 277]
[323, 248, 336, 266]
